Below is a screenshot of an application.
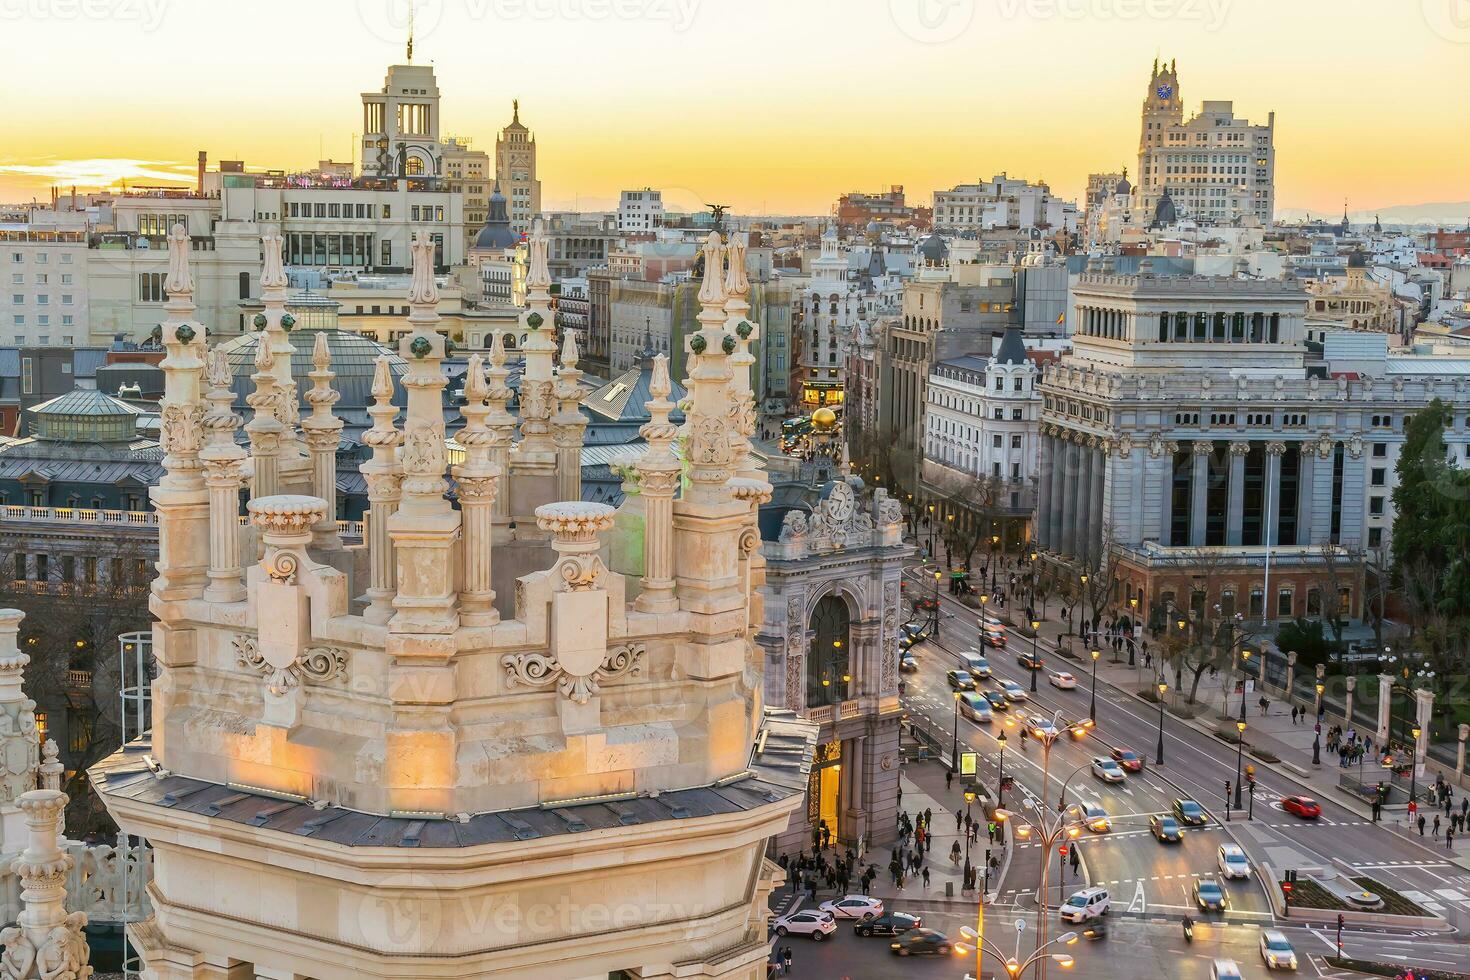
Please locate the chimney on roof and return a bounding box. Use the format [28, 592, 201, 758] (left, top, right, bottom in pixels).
[197, 151, 207, 195]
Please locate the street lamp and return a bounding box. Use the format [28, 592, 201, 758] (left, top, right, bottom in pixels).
[1079, 573, 1089, 641]
[1127, 597, 1139, 666]
[952, 690, 962, 776]
[993, 778, 1085, 980]
[933, 570, 943, 639]
[1030, 620, 1041, 692]
[927, 503, 936, 556]
[1089, 649, 1100, 720]
[1410, 725, 1422, 802]
[964, 788, 977, 881]
[1312, 682, 1325, 766]
[980, 591, 990, 631]
[996, 730, 1008, 808]
[1156, 681, 1168, 765]
[1233, 719, 1246, 813]
[959, 925, 1078, 980]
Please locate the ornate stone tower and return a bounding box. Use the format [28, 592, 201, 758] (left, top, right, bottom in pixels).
[92, 227, 813, 979]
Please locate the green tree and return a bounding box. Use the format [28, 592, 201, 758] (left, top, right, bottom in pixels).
[1391, 399, 1470, 617]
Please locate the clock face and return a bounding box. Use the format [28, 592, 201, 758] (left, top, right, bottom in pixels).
[1157, 84, 1173, 100]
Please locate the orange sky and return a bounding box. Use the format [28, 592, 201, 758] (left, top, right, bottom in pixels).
[2, 0, 1467, 216]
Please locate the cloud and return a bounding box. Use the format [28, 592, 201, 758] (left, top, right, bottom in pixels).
[0, 157, 195, 190]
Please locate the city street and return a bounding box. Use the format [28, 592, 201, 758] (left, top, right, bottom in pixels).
[778, 558, 1470, 978]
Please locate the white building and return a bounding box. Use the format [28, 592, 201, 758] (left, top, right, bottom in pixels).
[924, 326, 1041, 488]
[359, 63, 445, 179]
[1135, 59, 1276, 226]
[618, 188, 664, 232]
[933, 174, 1077, 233]
[1, 220, 89, 347]
[799, 224, 864, 408]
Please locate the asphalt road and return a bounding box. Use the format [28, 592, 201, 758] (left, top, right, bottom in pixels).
[883, 558, 1470, 975]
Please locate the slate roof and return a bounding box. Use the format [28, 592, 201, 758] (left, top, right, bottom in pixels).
[91, 710, 815, 848]
[216, 329, 408, 413]
[30, 388, 145, 417]
[581, 349, 687, 423]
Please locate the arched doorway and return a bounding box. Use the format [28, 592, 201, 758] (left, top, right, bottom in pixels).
[806, 595, 851, 708]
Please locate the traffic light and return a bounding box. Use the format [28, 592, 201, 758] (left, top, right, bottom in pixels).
[1282, 869, 1297, 917]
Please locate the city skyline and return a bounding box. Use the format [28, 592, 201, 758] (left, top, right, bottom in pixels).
[2, 0, 1468, 216]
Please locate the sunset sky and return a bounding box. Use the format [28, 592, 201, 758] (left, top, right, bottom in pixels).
[3, 0, 1467, 216]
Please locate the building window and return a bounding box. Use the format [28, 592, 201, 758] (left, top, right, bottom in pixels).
[1370, 467, 1385, 486]
[238, 272, 250, 299]
[1276, 589, 1293, 617]
[138, 272, 166, 303]
[1367, 527, 1382, 548]
[1368, 496, 1384, 517]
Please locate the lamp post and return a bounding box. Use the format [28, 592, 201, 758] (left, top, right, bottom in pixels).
[933, 570, 943, 639]
[1030, 619, 1041, 692]
[1410, 725, 1422, 803]
[1079, 573, 1089, 642]
[1128, 596, 1139, 666]
[1156, 680, 1168, 765]
[1312, 682, 1325, 766]
[1234, 719, 1246, 813]
[964, 788, 977, 881]
[959, 924, 1078, 980]
[952, 690, 962, 776]
[980, 590, 990, 631]
[927, 503, 936, 557]
[1089, 648, 1100, 720]
[947, 512, 956, 565]
[996, 730, 1008, 808]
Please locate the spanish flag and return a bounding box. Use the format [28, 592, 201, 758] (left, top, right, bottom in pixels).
[1056, 312, 1066, 325]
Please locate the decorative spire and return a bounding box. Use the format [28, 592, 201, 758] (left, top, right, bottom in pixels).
[253, 233, 300, 456]
[484, 330, 517, 528]
[360, 353, 403, 624]
[518, 220, 559, 459]
[244, 330, 285, 501]
[396, 232, 450, 513]
[452, 352, 500, 626]
[552, 327, 588, 501]
[681, 233, 738, 503]
[200, 345, 248, 602]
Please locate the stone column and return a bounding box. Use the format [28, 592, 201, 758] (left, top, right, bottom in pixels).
[301, 332, 344, 550]
[1156, 440, 1177, 547]
[634, 354, 680, 614]
[1414, 687, 1435, 768]
[4, 789, 92, 977]
[245, 331, 284, 502]
[1046, 433, 1064, 552]
[1296, 444, 1316, 546]
[485, 331, 517, 530]
[452, 353, 500, 627]
[1310, 439, 1335, 546]
[360, 355, 402, 625]
[1376, 672, 1394, 746]
[1264, 441, 1285, 548]
[1189, 440, 1212, 547]
[152, 224, 209, 602]
[1345, 675, 1357, 722]
[1226, 441, 1248, 546]
[0, 609, 40, 853]
[199, 347, 248, 604]
[1086, 441, 1105, 563]
[551, 328, 588, 504]
[1062, 437, 1082, 556]
[1284, 650, 1298, 699]
[1036, 433, 1054, 549]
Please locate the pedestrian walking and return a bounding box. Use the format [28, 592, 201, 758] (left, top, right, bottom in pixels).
[782, 946, 793, 976]
[1419, 814, 1427, 836]
[1434, 815, 1441, 839]
[946, 770, 954, 791]
[1450, 828, 1456, 851]
[1291, 705, 1299, 724]
[922, 867, 931, 889]
[956, 809, 963, 832]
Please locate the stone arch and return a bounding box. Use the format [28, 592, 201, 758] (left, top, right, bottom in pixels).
[804, 583, 866, 709]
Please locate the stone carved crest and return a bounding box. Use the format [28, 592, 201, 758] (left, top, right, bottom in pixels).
[1148, 432, 1166, 458]
[400, 421, 446, 475]
[501, 643, 644, 705]
[780, 511, 808, 542]
[160, 402, 204, 457]
[234, 635, 346, 698]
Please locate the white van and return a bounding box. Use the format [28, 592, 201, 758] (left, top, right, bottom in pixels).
[1059, 886, 1110, 922]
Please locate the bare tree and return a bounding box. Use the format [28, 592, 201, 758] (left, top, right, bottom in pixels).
[1311, 544, 1361, 648]
[0, 536, 152, 836]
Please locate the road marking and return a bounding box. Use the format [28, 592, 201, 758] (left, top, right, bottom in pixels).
[1128, 880, 1147, 914]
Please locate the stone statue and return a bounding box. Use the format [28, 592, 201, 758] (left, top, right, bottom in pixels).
[0, 927, 35, 979]
[779, 511, 808, 542]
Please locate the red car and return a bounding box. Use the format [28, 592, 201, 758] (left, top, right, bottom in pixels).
[1110, 747, 1145, 772]
[1281, 795, 1322, 819]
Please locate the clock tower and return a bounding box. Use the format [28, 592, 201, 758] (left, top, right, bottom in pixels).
[495, 99, 543, 234]
[1136, 58, 1183, 216]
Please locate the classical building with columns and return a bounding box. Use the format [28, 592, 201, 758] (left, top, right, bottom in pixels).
[1037, 262, 1374, 628]
[87, 222, 815, 978]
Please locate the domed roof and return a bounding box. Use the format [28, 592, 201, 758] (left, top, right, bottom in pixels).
[1115, 174, 1132, 196]
[918, 233, 948, 262]
[1347, 247, 1367, 269]
[215, 329, 408, 412]
[473, 182, 519, 251]
[1153, 189, 1178, 228]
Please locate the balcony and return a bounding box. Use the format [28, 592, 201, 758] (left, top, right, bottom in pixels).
[1, 505, 363, 541]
